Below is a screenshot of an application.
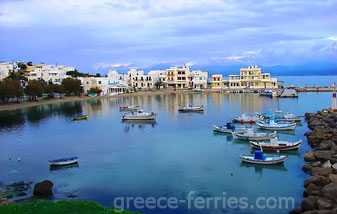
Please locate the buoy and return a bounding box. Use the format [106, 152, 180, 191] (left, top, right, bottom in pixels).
[8, 157, 11, 160]
[241, 119, 244, 122]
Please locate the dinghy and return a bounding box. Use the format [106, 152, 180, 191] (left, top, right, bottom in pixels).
[233, 129, 277, 141]
[119, 105, 141, 111]
[49, 156, 79, 166]
[121, 111, 156, 120]
[250, 137, 302, 151]
[256, 119, 296, 131]
[178, 105, 204, 112]
[240, 150, 288, 165]
[232, 114, 259, 123]
[213, 123, 246, 134]
[72, 115, 88, 121]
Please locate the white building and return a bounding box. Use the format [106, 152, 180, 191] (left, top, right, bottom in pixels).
[0, 62, 18, 80]
[191, 70, 208, 89]
[28, 63, 74, 84]
[127, 68, 154, 90]
[166, 65, 191, 89]
[106, 70, 130, 93]
[82, 77, 109, 95]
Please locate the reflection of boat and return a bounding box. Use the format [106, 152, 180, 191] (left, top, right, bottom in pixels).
[213, 123, 245, 134]
[232, 114, 259, 123]
[88, 93, 97, 97]
[250, 137, 302, 151]
[178, 105, 204, 112]
[123, 120, 157, 125]
[119, 105, 141, 111]
[72, 115, 88, 121]
[192, 89, 204, 92]
[240, 162, 287, 172]
[50, 163, 79, 171]
[256, 119, 296, 131]
[121, 111, 156, 120]
[233, 129, 277, 141]
[240, 151, 288, 165]
[49, 157, 79, 166]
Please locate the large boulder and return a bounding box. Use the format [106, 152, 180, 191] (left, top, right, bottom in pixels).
[314, 151, 335, 161]
[329, 174, 337, 183]
[322, 160, 332, 168]
[304, 175, 331, 187]
[311, 167, 333, 177]
[305, 151, 316, 162]
[33, 180, 53, 197]
[322, 183, 337, 203]
[304, 183, 321, 197]
[318, 141, 332, 151]
[301, 196, 318, 211]
[316, 198, 333, 210]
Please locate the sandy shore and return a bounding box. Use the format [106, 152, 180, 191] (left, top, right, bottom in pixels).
[0, 90, 205, 112]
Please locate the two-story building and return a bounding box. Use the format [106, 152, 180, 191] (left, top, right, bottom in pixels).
[127, 68, 154, 90]
[166, 65, 191, 89]
[191, 70, 208, 89]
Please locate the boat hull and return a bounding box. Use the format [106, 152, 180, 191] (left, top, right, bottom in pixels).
[213, 125, 233, 134]
[240, 155, 288, 165]
[121, 114, 156, 120]
[49, 157, 79, 166]
[72, 116, 88, 121]
[250, 140, 302, 151]
[256, 121, 296, 130]
[233, 132, 277, 141]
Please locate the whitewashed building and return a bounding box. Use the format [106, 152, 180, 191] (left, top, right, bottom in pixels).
[127, 68, 154, 90]
[28, 63, 74, 84]
[0, 62, 18, 80]
[191, 70, 208, 89]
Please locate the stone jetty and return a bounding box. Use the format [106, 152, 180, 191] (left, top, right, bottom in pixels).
[291, 109, 337, 213]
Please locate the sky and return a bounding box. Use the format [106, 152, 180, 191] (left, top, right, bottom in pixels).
[0, 0, 337, 74]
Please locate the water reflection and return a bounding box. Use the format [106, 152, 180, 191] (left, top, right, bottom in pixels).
[122, 120, 157, 132]
[240, 162, 288, 174]
[50, 163, 79, 171]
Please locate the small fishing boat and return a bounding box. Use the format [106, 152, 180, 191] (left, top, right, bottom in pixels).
[240, 150, 288, 165]
[49, 156, 79, 166]
[213, 123, 246, 134]
[178, 105, 204, 112]
[121, 111, 156, 120]
[72, 115, 88, 121]
[260, 90, 273, 97]
[232, 114, 260, 123]
[256, 119, 296, 131]
[119, 105, 141, 111]
[257, 110, 284, 119]
[233, 129, 277, 141]
[275, 113, 303, 122]
[250, 137, 302, 151]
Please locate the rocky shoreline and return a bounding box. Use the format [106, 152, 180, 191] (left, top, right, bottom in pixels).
[291, 109, 337, 213]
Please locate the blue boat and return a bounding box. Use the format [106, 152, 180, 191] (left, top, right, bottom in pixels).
[49, 156, 79, 166]
[240, 151, 288, 165]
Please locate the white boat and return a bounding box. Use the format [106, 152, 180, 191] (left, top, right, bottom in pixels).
[256, 120, 296, 131]
[275, 113, 303, 122]
[121, 111, 156, 120]
[213, 123, 246, 134]
[250, 137, 302, 151]
[192, 89, 204, 92]
[49, 156, 79, 166]
[233, 129, 277, 141]
[240, 151, 288, 165]
[178, 105, 204, 112]
[232, 114, 260, 123]
[119, 105, 141, 111]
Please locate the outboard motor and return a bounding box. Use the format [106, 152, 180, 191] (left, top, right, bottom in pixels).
[254, 150, 266, 160]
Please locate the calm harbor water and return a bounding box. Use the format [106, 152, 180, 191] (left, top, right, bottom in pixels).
[0, 91, 334, 213]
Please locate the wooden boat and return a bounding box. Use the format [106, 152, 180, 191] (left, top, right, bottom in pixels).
[119, 105, 141, 111]
[49, 156, 79, 166]
[72, 115, 88, 121]
[213, 123, 246, 134]
[232, 114, 260, 123]
[256, 119, 296, 131]
[121, 111, 156, 120]
[233, 129, 277, 141]
[240, 151, 288, 165]
[250, 137, 302, 151]
[178, 105, 204, 112]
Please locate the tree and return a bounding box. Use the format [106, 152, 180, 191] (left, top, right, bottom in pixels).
[13, 80, 24, 102]
[44, 84, 55, 98]
[61, 78, 82, 96]
[95, 73, 101, 77]
[66, 69, 92, 78]
[25, 80, 43, 101]
[27, 61, 33, 66]
[54, 84, 65, 98]
[17, 62, 27, 71]
[154, 80, 165, 89]
[0, 79, 23, 103]
[89, 87, 102, 95]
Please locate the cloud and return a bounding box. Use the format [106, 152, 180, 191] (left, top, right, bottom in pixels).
[94, 62, 131, 70]
[185, 62, 194, 66]
[244, 51, 255, 54]
[327, 37, 337, 41]
[226, 56, 245, 60]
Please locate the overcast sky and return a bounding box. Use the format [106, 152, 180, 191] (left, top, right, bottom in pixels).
[0, 0, 337, 73]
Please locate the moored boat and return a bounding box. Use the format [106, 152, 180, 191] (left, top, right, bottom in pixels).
[72, 115, 88, 121]
[250, 137, 302, 151]
[178, 105, 204, 112]
[256, 119, 296, 131]
[233, 129, 277, 141]
[240, 151, 288, 165]
[275, 113, 303, 122]
[119, 105, 141, 111]
[232, 114, 260, 123]
[213, 122, 246, 134]
[49, 156, 79, 166]
[121, 111, 156, 120]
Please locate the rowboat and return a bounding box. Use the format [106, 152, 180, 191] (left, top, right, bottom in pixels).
[256, 119, 296, 131]
[250, 137, 302, 151]
[233, 129, 277, 141]
[178, 105, 204, 112]
[49, 156, 79, 166]
[232, 114, 260, 123]
[119, 105, 141, 111]
[213, 123, 246, 134]
[240, 151, 288, 165]
[72, 115, 88, 121]
[121, 111, 156, 120]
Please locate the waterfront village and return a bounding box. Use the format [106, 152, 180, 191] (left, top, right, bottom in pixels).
[0, 61, 281, 97]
